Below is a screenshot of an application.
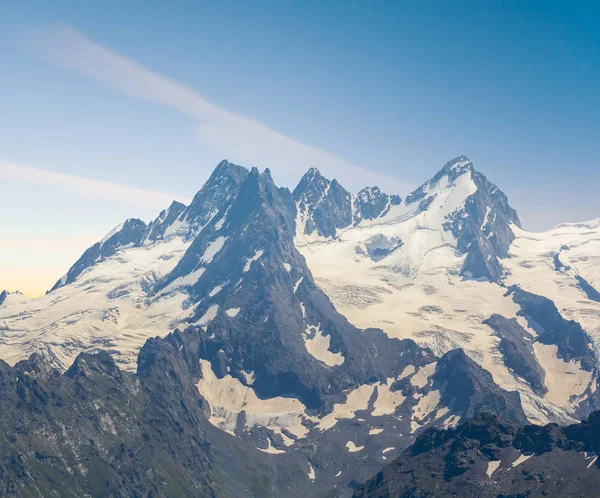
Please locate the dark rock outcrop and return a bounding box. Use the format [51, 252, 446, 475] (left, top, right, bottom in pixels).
[0, 349, 219, 497]
[354, 411, 600, 498]
[293, 167, 353, 238]
[163, 166, 434, 413]
[507, 286, 595, 370]
[433, 349, 528, 425]
[293, 168, 400, 238]
[484, 314, 547, 395]
[142, 200, 187, 244]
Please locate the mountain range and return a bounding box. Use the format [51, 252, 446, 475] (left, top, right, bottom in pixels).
[1, 156, 600, 496]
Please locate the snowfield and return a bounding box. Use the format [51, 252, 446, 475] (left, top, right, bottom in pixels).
[297, 169, 600, 421]
[0, 235, 194, 370]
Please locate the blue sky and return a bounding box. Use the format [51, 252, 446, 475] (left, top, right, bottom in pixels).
[1, 1, 599, 295]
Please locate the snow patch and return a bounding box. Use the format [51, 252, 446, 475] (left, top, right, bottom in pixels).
[195, 304, 219, 326]
[303, 324, 344, 367]
[200, 236, 228, 264]
[294, 277, 304, 293]
[241, 370, 255, 385]
[372, 378, 406, 416]
[308, 462, 315, 481]
[487, 460, 501, 477]
[258, 438, 285, 455]
[243, 249, 264, 272]
[346, 441, 364, 453]
[511, 453, 533, 468]
[317, 384, 375, 431]
[196, 360, 311, 440]
[225, 307, 240, 318]
[209, 285, 223, 297]
[410, 362, 437, 389]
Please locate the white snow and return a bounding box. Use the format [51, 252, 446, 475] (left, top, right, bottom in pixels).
[241, 370, 255, 385]
[503, 221, 600, 414]
[303, 324, 345, 366]
[533, 343, 593, 406]
[225, 307, 240, 318]
[308, 462, 316, 481]
[195, 304, 219, 326]
[0, 291, 30, 308]
[258, 438, 286, 454]
[209, 285, 223, 297]
[382, 447, 395, 454]
[295, 165, 600, 421]
[293, 277, 304, 293]
[100, 222, 125, 244]
[372, 378, 406, 416]
[317, 383, 375, 431]
[283, 263, 292, 272]
[0, 236, 195, 370]
[196, 359, 312, 439]
[159, 268, 206, 295]
[481, 206, 492, 232]
[243, 249, 264, 272]
[511, 453, 533, 468]
[410, 362, 437, 389]
[346, 441, 364, 453]
[369, 428, 384, 435]
[410, 388, 445, 433]
[200, 236, 228, 264]
[486, 460, 501, 477]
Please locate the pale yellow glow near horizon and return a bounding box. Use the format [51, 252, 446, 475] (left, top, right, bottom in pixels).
[0, 233, 103, 298]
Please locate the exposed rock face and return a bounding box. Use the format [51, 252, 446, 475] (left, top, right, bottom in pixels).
[161, 166, 432, 413]
[293, 168, 401, 238]
[439, 157, 521, 281]
[141, 200, 186, 244]
[507, 285, 595, 370]
[399, 156, 521, 282]
[0, 350, 219, 497]
[354, 411, 600, 498]
[180, 160, 249, 237]
[433, 349, 528, 425]
[484, 314, 547, 395]
[294, 167, 353, 238]
[5, 157, 600, 497]
[554, 251, 600, 302]
[352, 186, 401, 225]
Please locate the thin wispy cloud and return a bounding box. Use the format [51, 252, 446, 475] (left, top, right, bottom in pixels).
[0, 161, 188, 209]
[23, 24, 413, 194]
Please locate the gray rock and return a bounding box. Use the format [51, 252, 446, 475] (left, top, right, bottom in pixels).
[484, 314, 547, 395]
[507, 285, 595, 370]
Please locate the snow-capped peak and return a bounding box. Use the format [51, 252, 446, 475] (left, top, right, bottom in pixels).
[404, 155, 474, 206]
[441, 155, 474, 176]
[0, 290, 29, 307]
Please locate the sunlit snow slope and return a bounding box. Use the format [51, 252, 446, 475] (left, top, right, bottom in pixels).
[297, 157, 600, 422]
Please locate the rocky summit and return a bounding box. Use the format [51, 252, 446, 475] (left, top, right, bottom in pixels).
[2, 156, 600, 496]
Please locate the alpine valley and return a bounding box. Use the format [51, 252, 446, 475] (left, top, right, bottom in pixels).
[2, 156, 600, 497]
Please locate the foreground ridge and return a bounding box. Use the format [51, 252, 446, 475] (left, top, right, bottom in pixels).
[355, 410, 600, 497]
